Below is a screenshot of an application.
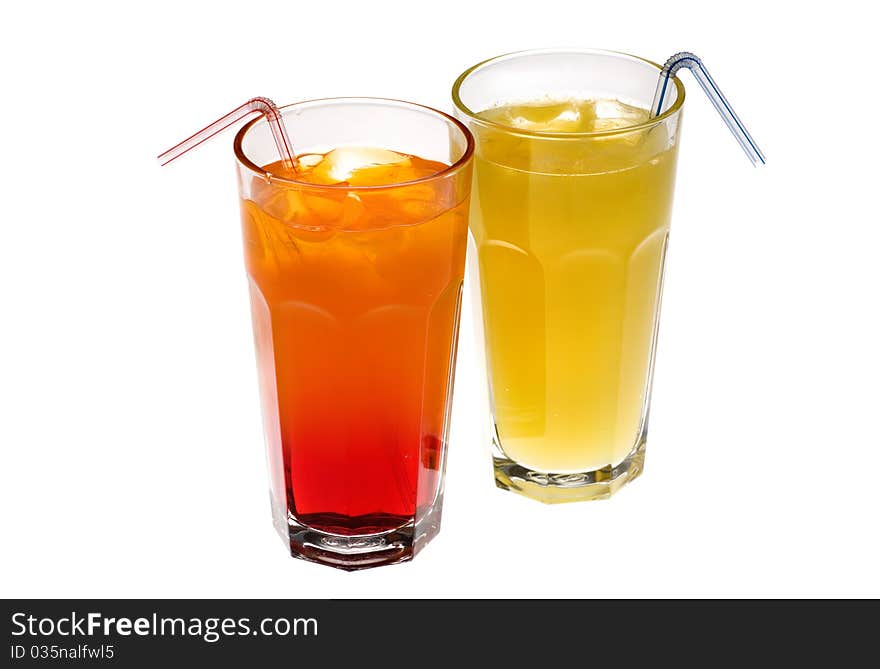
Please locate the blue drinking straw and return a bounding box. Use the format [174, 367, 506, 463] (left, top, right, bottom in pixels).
[652, 52, 765, 166]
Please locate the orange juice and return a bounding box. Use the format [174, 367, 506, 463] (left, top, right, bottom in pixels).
[470, 99, 678, 476]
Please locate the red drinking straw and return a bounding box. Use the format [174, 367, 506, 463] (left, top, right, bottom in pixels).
[157, 96, 297, 170]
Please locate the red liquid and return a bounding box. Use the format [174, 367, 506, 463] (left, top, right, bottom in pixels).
[241, 150, 468, 535]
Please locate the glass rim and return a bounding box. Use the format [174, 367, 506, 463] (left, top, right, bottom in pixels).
[233, 97, 474, 191]
[451, 48, 687, 140]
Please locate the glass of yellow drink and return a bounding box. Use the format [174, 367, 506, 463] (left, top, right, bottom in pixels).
[452, 49, 686, 502]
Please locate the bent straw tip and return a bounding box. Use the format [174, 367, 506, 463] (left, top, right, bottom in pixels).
[662, 51, 701, 75]
[156, 96, 296, 170]
[655, 50, 765, 167]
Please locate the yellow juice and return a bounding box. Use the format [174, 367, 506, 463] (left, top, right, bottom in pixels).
[470, 98, 679, 474]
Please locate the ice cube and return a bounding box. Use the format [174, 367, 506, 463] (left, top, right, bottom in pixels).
[481, 98, 651, 134]
[590, 99, 650, 132]
[310, 146, 412, 184]
[387, 183, 448, 223]
[296, 153, 324, 170]
[258, 188, 309, 223]
[483, 100, 586, 133]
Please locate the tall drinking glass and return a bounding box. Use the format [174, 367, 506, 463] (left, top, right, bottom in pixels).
[234, 99, 473, 568]
[452, 50, 685, 503]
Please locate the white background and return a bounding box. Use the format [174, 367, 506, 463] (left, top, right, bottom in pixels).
[2, 0, 878, 598]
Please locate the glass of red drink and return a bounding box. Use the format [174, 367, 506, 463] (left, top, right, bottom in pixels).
[234, 99, 473, 570]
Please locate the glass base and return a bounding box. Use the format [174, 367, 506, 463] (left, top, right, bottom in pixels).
[271, 498, 443, 571]
[492, 433, 646, 504]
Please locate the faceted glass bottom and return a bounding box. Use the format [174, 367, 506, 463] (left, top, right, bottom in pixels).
[271, 496, 443, 571]
[492, 430, 647, 504]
